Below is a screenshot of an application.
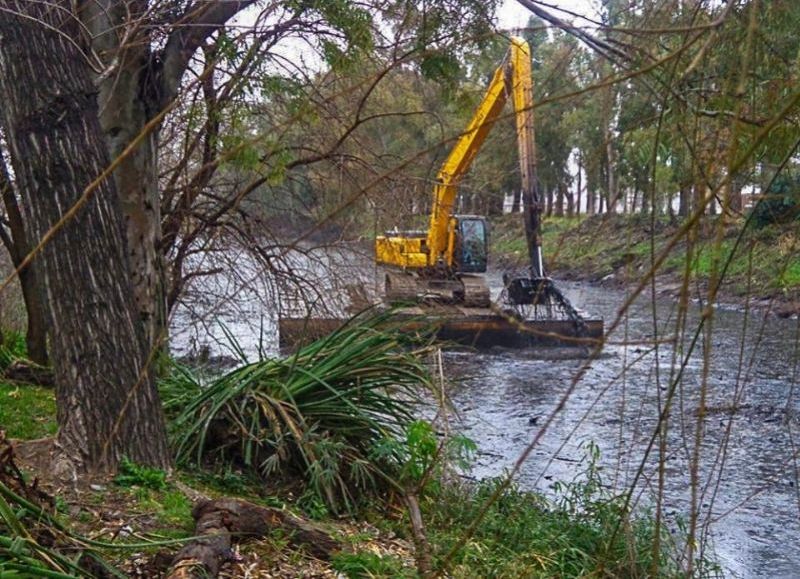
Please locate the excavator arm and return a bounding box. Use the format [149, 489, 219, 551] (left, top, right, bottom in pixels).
[375, 36, 547, 308]
[426, 37, 542, 274]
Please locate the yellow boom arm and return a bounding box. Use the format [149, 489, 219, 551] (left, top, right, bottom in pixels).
[375, 36, 539, 273]
[428, 37, 535, 265]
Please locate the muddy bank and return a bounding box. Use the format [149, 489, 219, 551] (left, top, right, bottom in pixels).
[491, 214, 800, 318]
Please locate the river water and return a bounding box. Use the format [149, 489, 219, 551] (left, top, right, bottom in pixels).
[171, 250, 800, 578]
[448, 279, 800, 578]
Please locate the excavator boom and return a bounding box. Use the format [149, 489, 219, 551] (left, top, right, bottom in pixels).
[376, 38, 542, 279]
[427, 37, 543, 275]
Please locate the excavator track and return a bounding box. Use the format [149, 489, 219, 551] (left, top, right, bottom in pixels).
[385, 271, 491, 308]
[384, 272, 418, 303]
[461, 274, 491, 308]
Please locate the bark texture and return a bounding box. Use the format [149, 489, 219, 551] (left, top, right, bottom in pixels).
[81, 0, 256, 350]
[0, 1, 170, 472]
[82, 0, 166, 350]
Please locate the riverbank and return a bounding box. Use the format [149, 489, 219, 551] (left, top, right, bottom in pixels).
[492, 213, 800, 317]
[0, 320, 697, 578]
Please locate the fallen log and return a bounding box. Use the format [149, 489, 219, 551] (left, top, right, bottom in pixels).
[167, 498, 340, 578]
[3, 360, 54, 387]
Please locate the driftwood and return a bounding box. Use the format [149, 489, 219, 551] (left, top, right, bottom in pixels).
[167, 498, 340, 578]
[3, 360, 54, 387]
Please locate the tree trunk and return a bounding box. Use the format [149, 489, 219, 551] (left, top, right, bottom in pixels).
[555, 183, 565, 217]
[679, 185, 691, 217]
[79, 1, 258, 351]
[603, 78, 617, 215]
[0, 1, 171, 473]
[729, 172, 744, 214]
[708, 190, 717, 215]
[0, 153, 48, 365]
[575, 155, 582, 216]
[586, 170, 596, 215]
[168, 498, 340, 579]
[510, 188, 521, 213]
[82, 1, 166, 352]
[692, 183, 703, 216]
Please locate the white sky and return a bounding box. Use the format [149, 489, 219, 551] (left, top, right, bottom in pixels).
[497, 0, 597, 30]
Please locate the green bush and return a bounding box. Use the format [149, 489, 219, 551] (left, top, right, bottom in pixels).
[751, 172, 800, 228]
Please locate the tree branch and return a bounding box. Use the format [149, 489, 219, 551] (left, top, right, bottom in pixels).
[160, 1, 257, 106]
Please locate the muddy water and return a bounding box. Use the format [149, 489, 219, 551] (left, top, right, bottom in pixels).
[448, 280, 800, 578]
[171, 250, 799, 577]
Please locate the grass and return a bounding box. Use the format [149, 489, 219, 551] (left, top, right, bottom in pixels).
[332, 551, 413, 578]
[0, 380, 56, 439]
[136, 487, 194, 530]
[375, 440, 709, 578]
[349, 444, 706, 578]
[0, 330, 26, 372]
[492, 213, 800, 299]
[780, 260, 800, 288]
[0, 328, 56, 440]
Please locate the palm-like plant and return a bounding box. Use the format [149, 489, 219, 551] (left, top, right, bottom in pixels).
[167, 311, 435, 511]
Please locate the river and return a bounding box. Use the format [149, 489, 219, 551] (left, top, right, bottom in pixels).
[170, 250, 800, 578]
[448, 279, 800, 578]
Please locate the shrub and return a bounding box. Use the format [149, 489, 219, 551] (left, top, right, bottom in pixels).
[751, 172, 800, 228]
[166, 311, 435, 513]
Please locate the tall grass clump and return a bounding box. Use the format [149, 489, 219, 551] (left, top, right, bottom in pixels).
[419, 443, 693, 578]
[166, 311, 435, 512]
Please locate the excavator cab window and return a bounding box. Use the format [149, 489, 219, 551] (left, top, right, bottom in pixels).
[457, 217, 488, 273]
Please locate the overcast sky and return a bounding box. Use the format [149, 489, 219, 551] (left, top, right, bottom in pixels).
[497, 0, 598, 30]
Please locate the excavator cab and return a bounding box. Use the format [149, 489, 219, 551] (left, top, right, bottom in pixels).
[455, 216, 488, 273]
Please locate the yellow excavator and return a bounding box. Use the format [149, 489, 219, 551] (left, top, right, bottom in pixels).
[279, 38, 602, 351]
[375, 37, 546, 309]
